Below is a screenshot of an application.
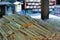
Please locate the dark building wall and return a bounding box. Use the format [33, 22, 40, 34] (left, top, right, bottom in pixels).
[0, 6, 5, 18]
[57, 0, 60, 5]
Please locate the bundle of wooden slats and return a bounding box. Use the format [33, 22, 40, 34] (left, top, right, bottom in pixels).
[0, 14, 60, 40]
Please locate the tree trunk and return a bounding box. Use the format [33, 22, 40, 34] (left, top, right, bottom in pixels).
[41, 0, 49, 20]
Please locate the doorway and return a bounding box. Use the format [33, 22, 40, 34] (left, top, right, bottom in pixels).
[0, 6, 5, 18]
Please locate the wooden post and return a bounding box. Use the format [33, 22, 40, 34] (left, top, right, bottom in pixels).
[41, 0, 49, 20]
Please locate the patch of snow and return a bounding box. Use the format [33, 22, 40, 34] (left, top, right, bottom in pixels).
[27, 13, 60, 19]
[49, 14, 60, 19]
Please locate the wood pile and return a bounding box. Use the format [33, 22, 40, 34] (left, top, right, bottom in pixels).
[0, 14, 60, 40]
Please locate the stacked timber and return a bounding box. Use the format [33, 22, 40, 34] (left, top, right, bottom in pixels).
[0, 14, 60, 40]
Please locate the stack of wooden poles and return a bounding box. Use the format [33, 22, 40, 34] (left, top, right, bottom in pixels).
[0, 14, 60, 40]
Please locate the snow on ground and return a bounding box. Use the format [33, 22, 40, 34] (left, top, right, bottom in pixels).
[26, 13, 41, 19]
[26, 13, 60, 31]
[49, 14, 60, 19]
[26, 13, 60, 19]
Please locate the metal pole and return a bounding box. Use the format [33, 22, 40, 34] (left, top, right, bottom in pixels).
[41, 0, 49, 20]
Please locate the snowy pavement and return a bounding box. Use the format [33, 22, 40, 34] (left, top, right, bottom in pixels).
[26, 13, 60, 19]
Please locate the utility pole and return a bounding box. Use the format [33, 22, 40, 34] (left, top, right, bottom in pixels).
[41, 0, 49, 20]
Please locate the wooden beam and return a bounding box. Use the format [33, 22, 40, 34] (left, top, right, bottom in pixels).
[41, 0, 49, 20]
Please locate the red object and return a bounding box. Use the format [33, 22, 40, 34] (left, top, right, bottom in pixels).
[24, 0, 26, 9]
[52, 0, 56, 5]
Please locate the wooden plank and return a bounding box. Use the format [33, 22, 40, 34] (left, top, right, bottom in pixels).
[0, 14, 59, 40]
